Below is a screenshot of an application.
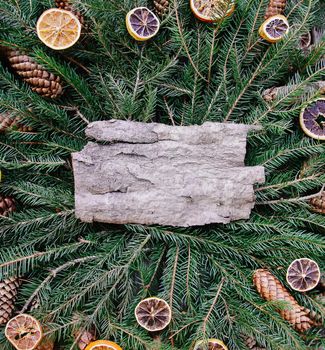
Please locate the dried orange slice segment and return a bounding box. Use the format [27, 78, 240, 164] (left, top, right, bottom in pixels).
[84, 340, 122, 350]
[126, 7, 160, 41]
[299, 98, 325, 140]
[258, 15, 289, 43]
[135, 297, 171, 331]
[190, 0, 235, 23]
[36, 9, 81, 50]
[286, 258, 321, 292]
[5, 314, 43, 350]
[194, 338, 228, 350]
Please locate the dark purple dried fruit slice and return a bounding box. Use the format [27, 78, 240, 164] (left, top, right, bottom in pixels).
[259, 15, 289, 43]
[126, 7, 160, 41]
[300, 98, 325, 140]
[300, 32, 312, 50]
[286, 258, 320, 292]
[193, 339, 228, 350]
[134, 297, 171, 331]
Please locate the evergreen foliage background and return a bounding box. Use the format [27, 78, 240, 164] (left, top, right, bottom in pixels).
[0, 0, 324, 349]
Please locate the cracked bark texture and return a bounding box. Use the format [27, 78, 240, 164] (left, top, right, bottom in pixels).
[72, 120, 265, 227]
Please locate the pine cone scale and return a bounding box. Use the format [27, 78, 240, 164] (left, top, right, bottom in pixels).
[5, 49, 63, 99]
[0, 277, 21, 325]
[253, 269, 314, 332]
[265, 0, 287, 19]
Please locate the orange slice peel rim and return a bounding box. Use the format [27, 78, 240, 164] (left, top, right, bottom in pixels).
[190, 0, 235, 23]
[36, 8, 81, 50]
[193, 338, 228, 350]
[286, 257, 321, 292]
[84, 340, 122, 350]
[134, 296, 172, 332]
[299, 98, 325, 141]
[126, 7, 160, 41]
[258, 14, 289, 43]
[5, 314, 43, 350]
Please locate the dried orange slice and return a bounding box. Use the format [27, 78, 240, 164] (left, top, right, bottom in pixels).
[36, 9, 81, 50]
[135, 297, 171, 331]
[259, 15, 289, 43]
[5, 314, 43, 350]
[286, 258, 321, 292]
[190, 0, 235, 23]
[126, 7, 160, 41]
[194, 338, 228, 350]
[299, 98, 325, 140]
[84, 340, 122, 350]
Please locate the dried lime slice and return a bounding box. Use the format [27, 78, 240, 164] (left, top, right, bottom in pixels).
[126, 7, 160, 41]
[135, 297, 171, 331]
[300, 98, 325, 140]
[286, 258, 320, 292]
[194, 338, 228, 350]
[259, 15, 289, 43]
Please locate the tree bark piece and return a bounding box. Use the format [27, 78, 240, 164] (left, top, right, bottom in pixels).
[72, 120, 265, 227]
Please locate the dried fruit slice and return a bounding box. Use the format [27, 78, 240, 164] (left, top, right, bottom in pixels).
[84, 340, 122, 350]
[135, 297, 171, 331]
[5, 314, 43, 350]
[36, 9, 81, 50]
[190, 0, 235, 22]
[193, 338, 228, 350]
[259, 15, 289, 43]
[286, 258, 321, 292]
[126, 7, 160, 41]
[299, 98, 325, 140]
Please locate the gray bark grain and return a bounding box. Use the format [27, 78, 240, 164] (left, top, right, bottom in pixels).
[73, 120, 265, 227]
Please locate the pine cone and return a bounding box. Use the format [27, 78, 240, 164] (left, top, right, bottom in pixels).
[35, 339, 55, 350]
[154, 0, 169, 16]
[244, 336, 266, 350]
[310, 192, 325, 215]
[55, 0, 84, 25]
[0, 112, 32, 133]
[265, 0, 287, 19]
[0, 195, 16, 216]
[6, 49, 63, 99]
[73, 329, 96, 350]
[0, 277, 21, 325]
[253, 269, 314, 332]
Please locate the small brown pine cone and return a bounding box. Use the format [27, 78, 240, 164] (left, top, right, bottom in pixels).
[6, 49, 63, 99]
[35, 338, 55, 350]
[0, 195, 16, 216]
[73, 329, 96, 350]
[0, 112, 32, 133]
[0, 277, 21, 325]
[253, 269, 314, 332]
[244, 336, 266, 350]
[55, 0, 84, 25]
[153, 0, 169, 16]
[310, 192, 325, 215]
[265, 0, 287, 19]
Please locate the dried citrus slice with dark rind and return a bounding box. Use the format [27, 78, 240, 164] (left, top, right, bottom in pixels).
[286, 258, 321, 292]
[126, 7, 160, 41]
[36, 9, 81, 50]
[135, 297, 171, 331]
[259, 15, 289, 43]
[190, 0, 235, 22]
[5, 314, 43, 350]
[85, 340, 122, 350]
[299, 98, 325, 140]
[194, 338, 228, 350]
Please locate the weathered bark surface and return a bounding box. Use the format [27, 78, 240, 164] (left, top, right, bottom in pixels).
[73, 120, 265, 227]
